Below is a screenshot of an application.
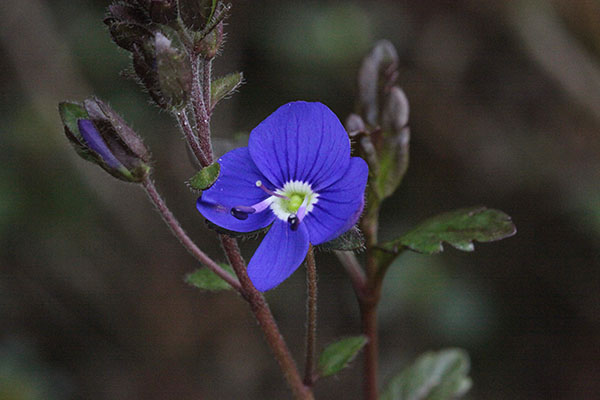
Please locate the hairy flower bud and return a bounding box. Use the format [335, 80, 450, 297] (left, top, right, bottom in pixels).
[59, 99, 150, 182]
[154, 32, 193, 109]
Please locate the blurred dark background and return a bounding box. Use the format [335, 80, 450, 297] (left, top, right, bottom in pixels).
[1, 0, 599, 399]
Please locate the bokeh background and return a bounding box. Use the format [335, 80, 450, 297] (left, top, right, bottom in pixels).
[1, 0, 599, 399]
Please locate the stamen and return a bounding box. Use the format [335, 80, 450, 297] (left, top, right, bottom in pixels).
[230, 197, 274, 220]
[288, 214, 299, 231]
[256, 180, 288, 199]
[231, 206, 255, 220]
[296, 194, 311, 222]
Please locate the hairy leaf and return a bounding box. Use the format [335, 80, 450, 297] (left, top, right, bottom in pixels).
[380, 348, 472, 400]
[188, 162, 220, 191]
[381, 207, 516, 255]
[318, 225, 365, 252]
[211, 72, 244, 108]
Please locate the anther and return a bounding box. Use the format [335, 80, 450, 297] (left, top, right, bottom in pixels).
[231, 205, 255, 220]
[256, 180, 288, 199]
[288, 214, 299, 231]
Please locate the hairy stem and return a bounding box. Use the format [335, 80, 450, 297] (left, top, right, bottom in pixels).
[190, 55, 213, 163]
[142, 177, 241, 292]
[221, 236, 314, 400]
[304, 245, 317, 386]
[175, 110, 209, 166]
[184, 47, 311, 399]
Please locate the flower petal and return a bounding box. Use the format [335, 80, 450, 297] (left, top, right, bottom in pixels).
[247, 220, 310, 291]
[304, 157, 369, 244]
[196, 147, 276, 232]
[78, 119, 123, 169]
[248, 102, 351, 189]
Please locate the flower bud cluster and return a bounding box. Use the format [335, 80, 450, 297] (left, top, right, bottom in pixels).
[348, 40, 410, 202]
[59, 98, 150, 182]
[104, 0, 228, 110]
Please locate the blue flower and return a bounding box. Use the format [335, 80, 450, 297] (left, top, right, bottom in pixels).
[197, 102, 368, 291]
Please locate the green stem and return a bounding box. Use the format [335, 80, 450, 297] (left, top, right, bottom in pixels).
[304, 245, 317, 386]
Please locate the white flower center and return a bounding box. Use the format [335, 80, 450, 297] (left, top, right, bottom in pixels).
[270, 180, 319, 222]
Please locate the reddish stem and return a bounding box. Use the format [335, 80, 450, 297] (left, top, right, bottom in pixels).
[220, 236, 314, 400]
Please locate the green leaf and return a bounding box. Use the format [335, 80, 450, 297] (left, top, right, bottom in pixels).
[380, 348, 472, 400]
[188, 162, 220, 191]
[211, 72, 243, 107]
[318, 225, 365, 252]
[381, 207, 516, 255]
[185, 263, 235, 291]
[317, 335, 368, 377]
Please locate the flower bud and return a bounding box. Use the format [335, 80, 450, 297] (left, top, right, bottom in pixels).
[345, 113, 366, 137]
[59, 99, 150, 182]
[358, 40, 399, 126]
[355, 41, 410, 200]
[154, 32, 193, 109]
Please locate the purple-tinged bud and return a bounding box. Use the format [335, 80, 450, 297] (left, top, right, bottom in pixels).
[59, 99, 150, 183]
[382, 86, 409, 132]
[358, 40, 399, 126]
[345, 113, 366, 137]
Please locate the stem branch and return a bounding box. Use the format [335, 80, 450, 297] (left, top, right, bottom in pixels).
[334, 250, 367, 296]
[142, 177, 241, 292]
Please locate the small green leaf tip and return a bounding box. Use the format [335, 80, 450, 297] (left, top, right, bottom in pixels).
[210, 72, 244, 109]
[188, 162, 220, 192]
[185, 263, 234, 291]
[380, 348, 472, 400]
[381, 207, 516, 255]
[317, 335, 368, 378]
